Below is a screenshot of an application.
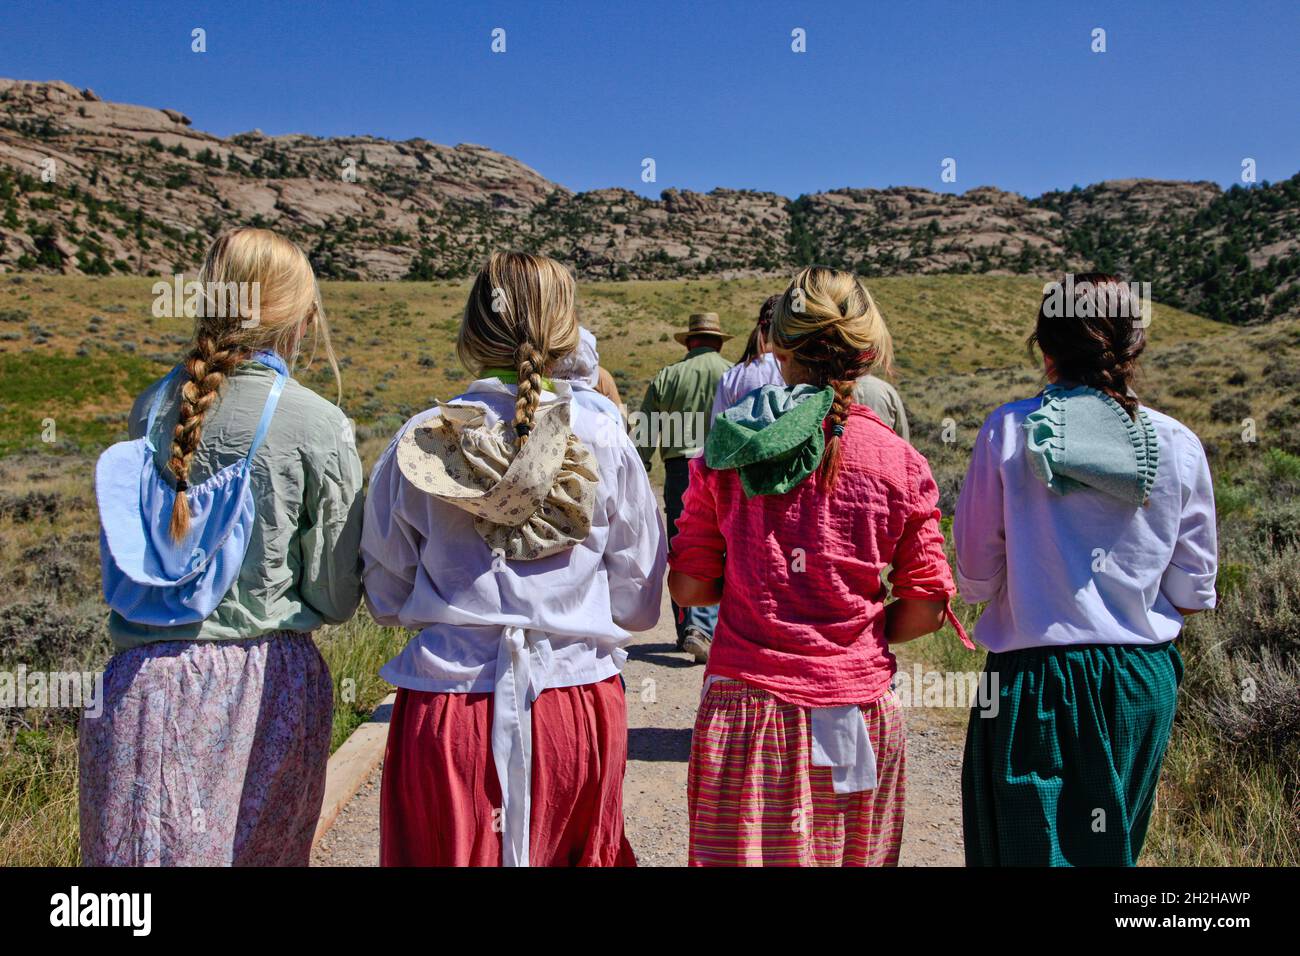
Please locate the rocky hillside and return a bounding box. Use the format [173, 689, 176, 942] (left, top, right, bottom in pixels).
[2, 78, 1297, 323]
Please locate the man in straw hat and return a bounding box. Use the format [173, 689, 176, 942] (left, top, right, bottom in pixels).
[637, 312, 732, 662]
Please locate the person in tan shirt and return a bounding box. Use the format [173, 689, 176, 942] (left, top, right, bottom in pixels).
[595, 365, 623, 410]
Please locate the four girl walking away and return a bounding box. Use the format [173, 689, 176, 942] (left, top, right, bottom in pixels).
[669, 267, 969, 866]
[83, 229, 1217, 868]
[955, 273, 1218, 866]
[84, 228, 363, 865]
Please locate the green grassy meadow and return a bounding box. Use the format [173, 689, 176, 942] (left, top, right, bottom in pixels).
[0, 272, 1296, 865]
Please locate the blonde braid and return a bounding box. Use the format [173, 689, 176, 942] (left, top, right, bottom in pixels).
[456, 252, 580, 441]
[513, 340, 545, 444]
[167, 328, 243, 541]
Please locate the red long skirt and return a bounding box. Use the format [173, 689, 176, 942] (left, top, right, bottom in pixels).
[379, 675, 637, 867]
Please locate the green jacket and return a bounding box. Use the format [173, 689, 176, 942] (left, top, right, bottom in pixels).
[636, 346, 732, 470]
[109, 358, 364, 650]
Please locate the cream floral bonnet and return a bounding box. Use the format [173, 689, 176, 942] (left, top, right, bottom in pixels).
[396, 398, 600, 560]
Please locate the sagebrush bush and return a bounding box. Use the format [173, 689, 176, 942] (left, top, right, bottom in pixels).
[1178, 546, 1300, 778]
[0, 599, 112, 676]
[0, 490, 67, 523]
[1210, 395, 1251, 424]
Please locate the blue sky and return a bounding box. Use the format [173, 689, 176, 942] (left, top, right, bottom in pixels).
[2, 0, 1297, 199]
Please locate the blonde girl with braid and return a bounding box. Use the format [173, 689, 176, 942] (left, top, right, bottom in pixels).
[362, 251, 665, 867]
[82, 228, 363, 866]
[668, 265, 968, 866]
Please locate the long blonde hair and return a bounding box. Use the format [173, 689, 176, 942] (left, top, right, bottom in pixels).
[167, 227, 339, 541]
[457, 252, 580, 443]
[770, 266, 894, 490]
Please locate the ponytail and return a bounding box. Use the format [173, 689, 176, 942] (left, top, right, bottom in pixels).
[1029, 273, 1146, 419]
[771, 267, 893, 493]
[457, 252, 580, 443]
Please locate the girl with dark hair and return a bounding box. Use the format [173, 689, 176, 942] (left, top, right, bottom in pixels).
[709, 294, 784, 422]
[669, 266, 968, 866]
[955, 273, 1218, 866]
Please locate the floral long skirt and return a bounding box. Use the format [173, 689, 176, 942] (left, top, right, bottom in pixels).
[78, 632, 333, 867]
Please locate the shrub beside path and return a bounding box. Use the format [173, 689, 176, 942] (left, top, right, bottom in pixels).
[310, 592, 965, 866]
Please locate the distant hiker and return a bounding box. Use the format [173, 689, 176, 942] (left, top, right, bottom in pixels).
[595, 362, 624, 411]
[853, 373, 910, 442]
[638, 311, 732, 663]
[955, 273, 1218, 867]
[363, 252, 665, 867]
[669, 267, 968, 866]
[83, 228, 363, 866]
[710, 295, 785, 422]
[552, 326, 623, 423]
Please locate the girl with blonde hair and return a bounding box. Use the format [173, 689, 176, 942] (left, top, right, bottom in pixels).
[669, 266, 968, 866]
[363, 251, 665, 866]
[84, 227, 364, 865]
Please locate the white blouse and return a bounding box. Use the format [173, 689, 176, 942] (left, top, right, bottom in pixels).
[954, 398, 1218, 654]
[710, 352, 784, 423]
[361, 377, 666, 864]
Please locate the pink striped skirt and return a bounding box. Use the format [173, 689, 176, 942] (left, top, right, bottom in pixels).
[687, 680, 906, 867]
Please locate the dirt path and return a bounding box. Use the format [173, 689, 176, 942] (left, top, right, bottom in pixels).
[311, 593, 966, 866]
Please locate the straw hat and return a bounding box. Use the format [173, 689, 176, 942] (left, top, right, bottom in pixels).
[673, 312, 733, 346]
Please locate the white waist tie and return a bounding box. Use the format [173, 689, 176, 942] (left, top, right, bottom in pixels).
[490, 626, 553, 867]
[701, 675, 878, 794]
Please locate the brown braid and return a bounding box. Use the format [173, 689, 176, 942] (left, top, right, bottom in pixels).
[167, 328, 244, 541]
[819, 378, 856, 491]
[1029, 273, 1146, 419]
[513, 340, 545, 445]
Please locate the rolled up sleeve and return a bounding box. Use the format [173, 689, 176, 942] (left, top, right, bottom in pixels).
[299, 416, 365, 624]
[603, 444, 667, 632]
[890, 455, 956, 601]
[954, 417, 1006, 603]
[1160, 436, 1218, 611]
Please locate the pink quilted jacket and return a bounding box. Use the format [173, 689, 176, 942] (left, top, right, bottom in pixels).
[670, 405, 964, 708]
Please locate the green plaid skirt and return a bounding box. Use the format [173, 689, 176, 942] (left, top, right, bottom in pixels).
[961, 641, 1182, 867]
